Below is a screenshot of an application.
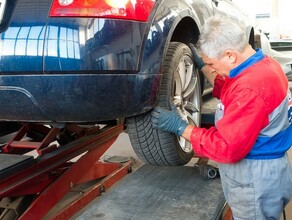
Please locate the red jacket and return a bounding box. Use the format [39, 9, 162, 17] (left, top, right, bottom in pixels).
[191, 50, 291, 163]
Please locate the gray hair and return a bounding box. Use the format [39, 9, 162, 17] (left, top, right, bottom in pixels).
[197, 16, 247, 59]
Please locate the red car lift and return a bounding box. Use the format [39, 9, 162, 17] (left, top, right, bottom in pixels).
[0, 122, 132, 219]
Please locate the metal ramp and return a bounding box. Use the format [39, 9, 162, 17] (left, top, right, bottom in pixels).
[0, 154, 35, 180]
[0, 123, 133, 219]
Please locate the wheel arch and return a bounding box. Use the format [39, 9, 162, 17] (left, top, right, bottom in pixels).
[138, 6, 202, 109]
[170, 16, 200, 46]
[139, 4, 202, 73]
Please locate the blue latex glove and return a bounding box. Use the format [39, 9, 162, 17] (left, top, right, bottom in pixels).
[188, 43, 205, 71]
[151, 105, 188, 136]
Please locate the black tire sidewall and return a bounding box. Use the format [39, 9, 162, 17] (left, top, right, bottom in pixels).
[127, 42, 201, 166]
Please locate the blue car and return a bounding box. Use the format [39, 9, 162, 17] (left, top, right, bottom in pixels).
[0, 0, 254, 165]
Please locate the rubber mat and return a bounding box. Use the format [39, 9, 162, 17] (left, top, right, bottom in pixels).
[75, 164, 226, 220]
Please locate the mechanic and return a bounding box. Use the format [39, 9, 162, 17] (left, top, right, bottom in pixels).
[152, 16, 292, 220]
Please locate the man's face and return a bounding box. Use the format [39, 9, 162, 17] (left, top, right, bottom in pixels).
[202, 52, 235, 77]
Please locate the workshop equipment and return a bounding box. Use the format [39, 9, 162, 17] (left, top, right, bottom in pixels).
[0, 122, 132, 219]
[194, 158, 219, 179]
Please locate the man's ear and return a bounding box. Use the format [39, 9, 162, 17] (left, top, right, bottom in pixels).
[225, 50, 237, 64]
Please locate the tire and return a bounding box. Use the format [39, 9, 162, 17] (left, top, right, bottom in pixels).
[127, 42, 202, 166]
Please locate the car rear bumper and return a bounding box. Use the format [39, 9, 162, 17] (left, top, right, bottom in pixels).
[0, 73, 161, 123]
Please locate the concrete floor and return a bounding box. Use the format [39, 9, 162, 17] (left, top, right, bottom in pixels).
[93, 132, 292, 220]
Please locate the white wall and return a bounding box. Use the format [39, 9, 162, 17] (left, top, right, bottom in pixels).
[232, 0, 292, 40]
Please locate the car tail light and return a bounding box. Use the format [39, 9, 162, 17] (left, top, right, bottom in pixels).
[50, 0, 155, 22]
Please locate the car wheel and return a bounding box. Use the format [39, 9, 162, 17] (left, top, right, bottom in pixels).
[127, 42, 202, 166]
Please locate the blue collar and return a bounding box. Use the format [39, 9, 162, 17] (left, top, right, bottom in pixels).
[229, 49, 265, 78]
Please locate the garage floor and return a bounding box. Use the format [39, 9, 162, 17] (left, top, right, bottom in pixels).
[73, 162, 226, 220]
[72, 132, 292, 220]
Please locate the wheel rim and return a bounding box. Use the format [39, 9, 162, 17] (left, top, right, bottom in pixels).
[173, 52, 201, 153]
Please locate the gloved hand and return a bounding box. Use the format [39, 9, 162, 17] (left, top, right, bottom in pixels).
[188, 43, 205, 71]
[151, 104, 188, 136]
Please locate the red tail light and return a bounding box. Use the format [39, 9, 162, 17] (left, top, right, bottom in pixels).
[50, 0, 155, 22]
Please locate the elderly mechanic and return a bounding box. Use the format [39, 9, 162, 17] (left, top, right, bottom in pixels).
[152, 16, 292, 219]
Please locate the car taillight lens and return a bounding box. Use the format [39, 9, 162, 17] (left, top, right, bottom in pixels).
[50, 0, 155, 22]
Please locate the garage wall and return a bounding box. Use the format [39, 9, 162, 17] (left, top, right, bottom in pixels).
[233, 0, 292, 40]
